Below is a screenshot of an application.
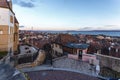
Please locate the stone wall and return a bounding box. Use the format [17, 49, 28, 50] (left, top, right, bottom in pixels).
[0, 25, 14, 52]
[97, 54, 120, 72]
[0, 25, 9, 51]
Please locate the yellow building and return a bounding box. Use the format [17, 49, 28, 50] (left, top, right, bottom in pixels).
[14, 17, 19, 52]
[0, 0, 19, 56]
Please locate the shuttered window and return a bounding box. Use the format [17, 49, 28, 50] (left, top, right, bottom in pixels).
[10, 15, 13, 23]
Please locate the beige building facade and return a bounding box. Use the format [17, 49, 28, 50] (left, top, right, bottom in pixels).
[0, 0, 19, 55]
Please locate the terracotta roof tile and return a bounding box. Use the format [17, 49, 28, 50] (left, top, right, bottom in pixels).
[55, 34, 79, 45]
[0, 0, 9, 8]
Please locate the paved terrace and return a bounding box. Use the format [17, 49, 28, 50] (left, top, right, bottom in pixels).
[20, 64, 106, 80]
[26, 70, 101, 80]
[19, 57, 106, 80]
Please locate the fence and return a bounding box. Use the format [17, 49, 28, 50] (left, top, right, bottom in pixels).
[18, 53, 38, 64]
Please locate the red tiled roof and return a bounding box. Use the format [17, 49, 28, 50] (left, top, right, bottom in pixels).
[55, 34, 79, 45]
[0, 0, 15, 14]
[0, 0, 9, 8]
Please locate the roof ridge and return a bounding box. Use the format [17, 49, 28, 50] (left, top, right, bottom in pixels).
[0, 0, 15, 14]
[0, 0, 9, 8]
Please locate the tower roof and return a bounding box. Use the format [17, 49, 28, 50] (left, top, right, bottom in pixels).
[0, 0, 9, 8]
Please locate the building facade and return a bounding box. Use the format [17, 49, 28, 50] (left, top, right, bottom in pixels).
[0, 0, 19, 55]
[51, 43, 63, 58]
[13, 17, 19, 52]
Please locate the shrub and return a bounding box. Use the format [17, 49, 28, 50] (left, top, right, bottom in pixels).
[100, 67, 120, 78]
[0, 51, 7, 59]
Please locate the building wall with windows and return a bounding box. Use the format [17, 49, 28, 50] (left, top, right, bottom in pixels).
[51, 43, 63, 58]
[0, 0, 19, 55]
[0, 8, 9, 25]
[0, 8, 14, 53]
[0, 25, 9, 51]
[13, 20, 19, 51]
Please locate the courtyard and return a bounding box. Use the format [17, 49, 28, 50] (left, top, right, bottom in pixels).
[26, 70, 101, 80]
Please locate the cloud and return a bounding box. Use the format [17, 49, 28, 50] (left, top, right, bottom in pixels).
[81, 27, 92, 30]
[78, 24, 120, 31]
[78, 27, 94, 31]
[12, 0, 35, 8]
[104, 25, 119, 28]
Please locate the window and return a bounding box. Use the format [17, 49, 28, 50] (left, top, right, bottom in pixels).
[10, 15, 13, 23]
[51, 44, 54, 48]
[0, 30, 3, 34]
[79, 50, 82, 57]
[10, 27, 13, 34]
[55, 44, 57, 47]
[59, 45, 62, 49]
[14, 33, 16, 41]
[79, 50, 82, 54]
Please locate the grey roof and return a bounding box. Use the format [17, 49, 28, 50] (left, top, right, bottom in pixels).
[66, 43, 89, 49]
[0, 63, 26, 80]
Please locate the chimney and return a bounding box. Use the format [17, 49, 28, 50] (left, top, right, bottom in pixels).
[7, 0, 12, 9]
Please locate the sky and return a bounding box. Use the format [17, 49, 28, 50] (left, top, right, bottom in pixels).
[12, 0, 120, 30]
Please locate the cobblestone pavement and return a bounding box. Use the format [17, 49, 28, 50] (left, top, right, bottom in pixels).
[26, 70, 101, 80]
[53, 56, 97, 76]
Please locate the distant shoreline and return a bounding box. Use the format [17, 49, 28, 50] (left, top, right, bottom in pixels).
[20, 30, 120, 37]
[20, 30, 120, 32]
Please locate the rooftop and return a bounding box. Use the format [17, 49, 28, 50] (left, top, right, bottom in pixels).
[0, 0, 9, 8]
[55, 34, 79, 45]
[66, 43, 89, 49]
[0, 0, 15, 14]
